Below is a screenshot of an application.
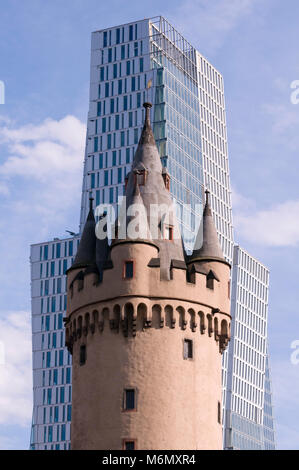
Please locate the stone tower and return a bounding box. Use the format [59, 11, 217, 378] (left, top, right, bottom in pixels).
[65, 103, 231, 450]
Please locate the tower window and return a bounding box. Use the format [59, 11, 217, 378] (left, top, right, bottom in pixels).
[135, 170, 146, 186]
[123, 260, 134, 279]
[164, 225, 173, 240]
[124, 389, 136, 410]
[183, 339, 193, 359]
[206, 271, 216, 290]
[123, 439, 136, 450]
[206, 270, 219, 290]
[79, 345, 86, 366]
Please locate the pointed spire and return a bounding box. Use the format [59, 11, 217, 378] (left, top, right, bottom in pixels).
[189, 190, 225, 263]
[136, 102, 156, 148]
[129, 102, 162, 174]
[122, 102, 185, 279]
[69, 195, 97, 270]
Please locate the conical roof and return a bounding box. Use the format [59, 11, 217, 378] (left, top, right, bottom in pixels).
[69, 197, 97, 271]
[123, 102, 185, 279]
[125, 181, 152, 240]
[189, 190, 225, 263]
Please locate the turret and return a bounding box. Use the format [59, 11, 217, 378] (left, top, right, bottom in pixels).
[69, 197, 97, 272]
[187, 190, 231, 352]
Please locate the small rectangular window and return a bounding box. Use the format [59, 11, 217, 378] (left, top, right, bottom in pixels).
[129, 25, 133, 41]
[105, 82, 109, 97]
[124, 389, 135, 410]
[137, 92, 141, 108]
[123, 440, 135, 450]
[116, 28, 120, 44]
[94, 137, 98, 152]
[118, 167, 122, 183]
[131, 77, 135, 92]
[80, 345, 86, 366]
[139, 58, 143, 73]
[115, 114, 120, 130]
[103, 31, 107, 47]
[218, 401, 221, 424]
[100, 67, 105, 82]
[126, 147, 130, 163]
[164, 225, 173, 240]
[124, 261, 134, 279]
[129, 111, 133, 127]
[121, 131, 125, 146]
[121, 45, 125, 60]
[183, 339, 193, 359]
[134, 42, 138, 56]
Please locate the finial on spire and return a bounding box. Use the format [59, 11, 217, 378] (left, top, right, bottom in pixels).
[143, 102, 152, 123]
[89, 195, 94, 212]
[205, 189, 210, 205]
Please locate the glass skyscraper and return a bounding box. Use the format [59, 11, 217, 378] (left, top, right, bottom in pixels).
[30, 16, 275, 450]
[30, 237, 80, 449]
[224, 245, 275, 449]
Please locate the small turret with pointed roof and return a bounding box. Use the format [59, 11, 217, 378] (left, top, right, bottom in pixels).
[68, 196, 97, 272]
[188, 190, 228, 264]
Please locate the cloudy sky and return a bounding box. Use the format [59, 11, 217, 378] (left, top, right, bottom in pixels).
[0, 0, 298, 450]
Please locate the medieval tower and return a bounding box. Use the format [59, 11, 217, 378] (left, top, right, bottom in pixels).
[65, 103, 231, 450]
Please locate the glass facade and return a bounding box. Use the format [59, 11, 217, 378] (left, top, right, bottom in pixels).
[30, 16, 275, 450]
[30, 237, 79, 450]
[262, 353, 276, 449]
[224, 245, 275, 449]
[80, 17, 204, 250]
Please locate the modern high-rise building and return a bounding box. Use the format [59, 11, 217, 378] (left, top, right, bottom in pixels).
[30, 16, 275, 450]
[224, 245, 275, 449]
[30, 236, 80, 449]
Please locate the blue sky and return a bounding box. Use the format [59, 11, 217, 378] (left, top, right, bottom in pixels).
[0, 0, 299, 449]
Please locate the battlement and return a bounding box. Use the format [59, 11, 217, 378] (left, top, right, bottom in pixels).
[66, 239, 231, 325]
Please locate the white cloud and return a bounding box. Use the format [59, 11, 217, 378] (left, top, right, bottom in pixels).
[0, 311, 32, 427]
[0, 115, 85, 181]
[171, 0, 258, 54]
[0, 114, 86, 235]
[234, 196, 299, 247]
